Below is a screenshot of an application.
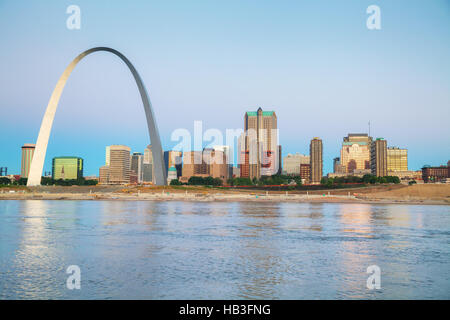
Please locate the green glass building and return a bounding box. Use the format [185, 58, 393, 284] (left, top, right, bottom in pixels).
[52, 157, 83, 180]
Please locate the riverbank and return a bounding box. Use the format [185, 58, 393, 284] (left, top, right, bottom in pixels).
[1, 184, 449, 205]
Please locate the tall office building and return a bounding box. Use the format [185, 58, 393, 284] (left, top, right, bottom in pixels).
[371, 138, 387, 177]
[240, 107, 278, 179]
[387, 147, 408, 172]
[21, 143, 35, 178]
[52, 157, 83, 180]
[105, 146, 111, 166]
[99, 166, 110, 184]
[282, 153, 310, 176]
[142, 163, 153, 183]
[144, 145, 152, 164]
[213, 145, 233, 178]
[300, 163, 311, 183]
[333, 157, 345, 173]
[143, 145, 153, 183]
[167, 166, 178, 184]
[182, 151, 204, 177]
[310, 137, 323, 184]
[278, 145, 282, 175]
[131, 152, 144, 183]
[204, 148, 229, 180]
[164, 151, 183, 178]
[232, 167, 240, 178]
[181, 148, 229, 183]
[108, 145, 131, 184]
[340, 133, 373, 174]
[238, 132, 249, 178]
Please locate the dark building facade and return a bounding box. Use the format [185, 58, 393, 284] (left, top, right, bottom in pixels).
[309, 137, 323, 184]
[300, 163, 311, 183]
[422, 165, 449, 183]
[371, 138, 388, 177]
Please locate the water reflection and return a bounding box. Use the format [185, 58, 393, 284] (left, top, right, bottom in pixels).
[0, 200, 449, 299]
[11, 201, 64, 299]
[339, 203, 374, 237]
[235, 203, 283, 299]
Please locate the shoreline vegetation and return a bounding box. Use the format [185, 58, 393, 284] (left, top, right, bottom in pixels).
[0, 184, 449, 205]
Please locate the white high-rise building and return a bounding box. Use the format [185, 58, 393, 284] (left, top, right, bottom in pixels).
[105, 146, 111, 166]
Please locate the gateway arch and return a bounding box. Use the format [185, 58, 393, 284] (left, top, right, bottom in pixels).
[27, 47, 167, 186]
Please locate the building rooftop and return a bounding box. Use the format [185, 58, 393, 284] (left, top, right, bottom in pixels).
[246, 111, 274, 116]
[348, 133, 368, 137]
[53, 156, 83, 159]
[342, 141, 368, 146]
[388, 146, 407, 150]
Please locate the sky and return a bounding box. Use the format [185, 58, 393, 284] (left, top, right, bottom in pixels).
[0, 0, 449, 176]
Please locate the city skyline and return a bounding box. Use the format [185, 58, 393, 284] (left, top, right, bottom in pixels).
[0, 1, 449, 303]
[1, 1, 449, 176]
[9, 124, 450, 179]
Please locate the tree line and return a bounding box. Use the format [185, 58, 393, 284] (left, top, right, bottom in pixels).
[170, 176, 223, 186]
[169, 173, 400, 188]
[0, 177, 98, 186]
[320, 174, 400, 187]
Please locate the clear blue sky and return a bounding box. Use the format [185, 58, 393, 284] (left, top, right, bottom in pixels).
[0, 0, 449, 175]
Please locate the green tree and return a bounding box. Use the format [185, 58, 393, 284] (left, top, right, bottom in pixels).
[212, 177, 223, 186]
[362, 174, 373, 184]
[204, 176, 215, 186]
[170, 179, 182, 185]
[0, 177, 11, 185]
[188, 176, 204, 185]
[230, 177, 252, 186]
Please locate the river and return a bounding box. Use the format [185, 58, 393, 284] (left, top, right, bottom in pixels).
[0, 200, 449, 299]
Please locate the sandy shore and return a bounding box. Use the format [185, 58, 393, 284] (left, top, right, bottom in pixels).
[1, 184, 449, 205]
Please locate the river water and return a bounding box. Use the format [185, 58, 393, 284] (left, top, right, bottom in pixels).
[0, 200, 449, 299]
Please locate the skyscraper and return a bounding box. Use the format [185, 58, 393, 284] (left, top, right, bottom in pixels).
[387, 147, 408, 172]
[52, 157, 83, 180]
[371, 138, 388, 177]
[99, 166, 110, 184]
[108, 145, 131, 184]
[167, 166, 178, 184]
[340, 133, 373, 174]
[300, 163, 311, 183]
[181, 148, 229, 183]
[105, 146, 111, 166]
[333, 157, 345, 173]
[240, 107, 278, 179]
[214, 145, 233, 178]
[310, 137, 323, 184]
[144, 145, 152, 164]
[21, 143, 35, 178]
[131, 152, 144, 183]
[277, 145, 282, 175]
[143, 145, 153, 183]
[164, 151, 183, 178]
